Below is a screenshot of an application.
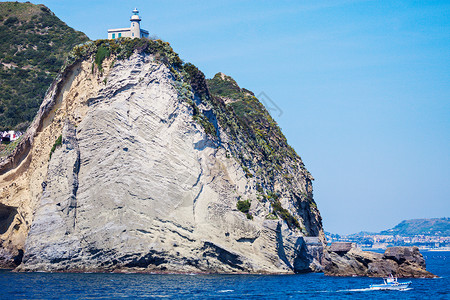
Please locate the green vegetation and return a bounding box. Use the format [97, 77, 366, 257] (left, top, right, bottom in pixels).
[380, 218, 450, 236]
[203, 71, 319, 231]
[207, 73, 242, 100]
[271, 200, 301, 230]
[206, 73, 308, 192]
[93, 37, 183, 66]
[236, 199, 253, 219]
[265, 213, 278, 220]
[258, 190, 304, 230]
[0, 2, 89, 131]
[183, 63, 209, 98]
[256, 184, 264, 194]
[94, 45, 110, 72]
[243, 166, 253, 178]
[186, 99, 215, 136]
[68, 38, 183, 73]
[194, 114, 215, 136]
[0, 4, 185, 130]
[49, 134, 62, 158]
[237, 199, 251, 213]
[0, 135, 22, 157]
[0, 3, 316, 231]
[165, 49, 219, 138]
[66, 38, 216, 139]
[266, 191, 280, 201]
[167, 62, 218, 138]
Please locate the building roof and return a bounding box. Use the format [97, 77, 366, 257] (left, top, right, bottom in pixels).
[330, 242, 354, 253]
[108, 28, 131, 33]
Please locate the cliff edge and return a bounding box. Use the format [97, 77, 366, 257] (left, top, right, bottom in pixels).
[0, 39, 324, 273]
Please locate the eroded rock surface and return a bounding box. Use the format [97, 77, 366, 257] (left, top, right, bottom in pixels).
[323, 246, 436, 278]
[0, 57, 106, 268]
[2, 49, 324, 273]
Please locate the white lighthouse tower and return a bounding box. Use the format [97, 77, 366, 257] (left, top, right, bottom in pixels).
[107, 8, 149, 39]
[130, 8, 141, 38]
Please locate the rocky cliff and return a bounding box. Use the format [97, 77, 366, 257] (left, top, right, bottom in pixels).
[0, 39, 324, 273]
[323, 245, 437, 278]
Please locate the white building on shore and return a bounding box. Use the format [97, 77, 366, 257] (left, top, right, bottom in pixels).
[107, 8, 149, 39]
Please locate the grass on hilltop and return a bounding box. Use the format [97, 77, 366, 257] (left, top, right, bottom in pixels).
[0, 1, 89, 131]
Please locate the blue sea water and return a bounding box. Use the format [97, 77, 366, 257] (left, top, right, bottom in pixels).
[1, 251, 448, 299]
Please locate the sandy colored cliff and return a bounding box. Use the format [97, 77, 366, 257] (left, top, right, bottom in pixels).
[0, 40, 324, 273]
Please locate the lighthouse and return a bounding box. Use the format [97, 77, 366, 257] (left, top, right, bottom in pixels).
[108, 8, 149, 39]
[130, 8, 141, 38]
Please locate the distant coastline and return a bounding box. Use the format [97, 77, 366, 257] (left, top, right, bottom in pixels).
[326, 217, 450, 251]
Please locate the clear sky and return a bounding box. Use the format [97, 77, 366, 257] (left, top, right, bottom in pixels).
[19, 0, 450, 234]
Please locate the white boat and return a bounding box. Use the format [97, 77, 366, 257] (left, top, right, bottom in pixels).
[369, 274, 412, 290]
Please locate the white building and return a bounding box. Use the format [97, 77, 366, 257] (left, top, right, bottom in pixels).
[1, 131, 21, 142]
[107, 8, 149, 39]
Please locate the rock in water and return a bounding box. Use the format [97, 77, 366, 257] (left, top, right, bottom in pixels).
[323, 245, 437, 278]
[0, 40, 325, 273]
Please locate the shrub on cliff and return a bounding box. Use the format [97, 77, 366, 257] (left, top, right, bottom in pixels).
[237, 199, 251, 214]
[271, 200, 300, 230]
[49, 135, 62, 159]
[94, 45, 111, 72]
[237, 199, 253, 220]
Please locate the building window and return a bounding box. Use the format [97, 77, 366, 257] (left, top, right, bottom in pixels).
[112, 33, 115, 39]
[132, 33, 134, 37]
[118, 33, 122, 38]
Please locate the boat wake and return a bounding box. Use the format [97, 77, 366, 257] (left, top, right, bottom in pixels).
[340, 288, 374, 292]
[217, 289, 234, 293]
[339, 287, 413, 292]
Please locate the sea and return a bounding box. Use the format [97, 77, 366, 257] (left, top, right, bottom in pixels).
[1, 251, 448, 299]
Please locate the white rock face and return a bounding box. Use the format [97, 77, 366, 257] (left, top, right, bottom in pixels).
[5, 53, 323, 273]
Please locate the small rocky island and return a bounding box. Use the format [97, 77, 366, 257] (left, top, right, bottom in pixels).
[324, 243, 436, 278]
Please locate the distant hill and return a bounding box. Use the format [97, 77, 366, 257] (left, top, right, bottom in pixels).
[346, 231, 377, 237]
[379, 218, 450, 236]
[333, 218, 450, 238]
[0, 1, 89, 131]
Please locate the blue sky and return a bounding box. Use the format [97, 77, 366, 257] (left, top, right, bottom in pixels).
[21, 0, 449, 234]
